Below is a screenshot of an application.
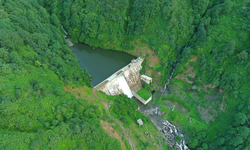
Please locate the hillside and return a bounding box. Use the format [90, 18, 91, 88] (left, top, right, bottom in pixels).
[0, 0, 119, 149]
[1, 0, 250, 149]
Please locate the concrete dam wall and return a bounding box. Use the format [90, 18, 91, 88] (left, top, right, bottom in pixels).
[94, 57, 143, 98]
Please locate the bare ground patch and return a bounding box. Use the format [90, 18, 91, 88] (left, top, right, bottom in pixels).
[197, 106, 217, 123]
[100, 120, 126, 149]
[196, 89, 228, 123]
[126, 42, 162, 89]
[201, 84, 217, 93]
[145, 68, 162, 88]
[64, 86, 95, 102]
[170, 81, 228, 124]
[64, 86, 87, 96]
[145, 47, 161, 68]
[128, 43, 161, 68]
[64, 86, 104, 113]
[64, 86, 94, 101]
[175, 56, 198, 84]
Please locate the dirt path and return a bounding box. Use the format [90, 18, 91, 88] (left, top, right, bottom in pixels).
[100, 120, 126, 149]
[92, 88, 136, 150]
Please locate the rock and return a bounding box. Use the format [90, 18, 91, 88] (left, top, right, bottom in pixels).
[155, 107, 158, 114]
[172, 105, 175, 111]
[192, 85, 200, 91]
[158, 111, 161, 116]
[161, 120, 189, 150]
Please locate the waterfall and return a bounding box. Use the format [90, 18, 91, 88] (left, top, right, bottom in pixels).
[117, 75, 133, 98]
[62, 26, 68, 38]
[162, 45, 190, 93]
[162, 62, 177, 93]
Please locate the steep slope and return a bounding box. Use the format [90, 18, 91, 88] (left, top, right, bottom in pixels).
[0, 0, 122, 149]
[39, 0, 250, 149]
[2, 0, 250, 149]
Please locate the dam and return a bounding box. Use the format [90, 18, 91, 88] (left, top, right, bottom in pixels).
[94, 57, 152, 105]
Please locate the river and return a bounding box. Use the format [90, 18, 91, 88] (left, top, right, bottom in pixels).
[70, 43, 135, 86]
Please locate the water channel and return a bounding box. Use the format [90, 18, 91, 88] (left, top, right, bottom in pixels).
[70, 43, 135, 86]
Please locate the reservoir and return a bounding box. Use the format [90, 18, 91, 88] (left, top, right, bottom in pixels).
[70, 43, 135, 86]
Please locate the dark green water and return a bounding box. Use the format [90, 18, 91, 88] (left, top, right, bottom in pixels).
[70, 43, 135, 86]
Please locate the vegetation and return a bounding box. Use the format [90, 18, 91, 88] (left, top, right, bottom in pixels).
[0, 1, 120, 149]
[109, 94, 161, 149]
[110, 95, 150, 126]
[137, 88, 151, 100]
[2, 0, 250, 149]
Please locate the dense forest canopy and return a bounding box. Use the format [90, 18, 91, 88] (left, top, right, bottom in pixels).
[40, 0, 250, 149]
[0, 0, 121, 149]
[1, 0, 250, 149]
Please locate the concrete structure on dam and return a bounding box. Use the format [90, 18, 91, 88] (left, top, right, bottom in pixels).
[94, 57, 152, 105]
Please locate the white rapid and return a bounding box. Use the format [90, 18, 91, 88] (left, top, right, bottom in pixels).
[117, 75, 133, 98]
[162, 120, 189, 150]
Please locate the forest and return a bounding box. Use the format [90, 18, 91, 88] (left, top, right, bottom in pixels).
[1, 0, 250, 149]
[0, 0, 121, 149]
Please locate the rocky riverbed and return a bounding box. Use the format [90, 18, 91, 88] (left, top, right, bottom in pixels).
[140, 105, 189, 150]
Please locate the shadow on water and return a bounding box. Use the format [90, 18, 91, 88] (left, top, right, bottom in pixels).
[70, 43, 135, 86]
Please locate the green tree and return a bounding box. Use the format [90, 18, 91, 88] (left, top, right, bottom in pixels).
[222, 0, 233, 14]
[52, 120, 59, 126]
[234, 113, 247, 126]
[230, 137, 243, 147]
[70, 13, 80, 28]
[237, 126, 250, 139]
[189, 138, 198, 148]
[223, 41, 235, 56]
[30, 140, 42, 150]
[214, 137, 225, 148]
[201, 143, 208, 150]
[26, 10, 36, 22]
[0, 100, 19, 115]
[197, 27, 207, 42]
[50, 13, 60, 27]
[0, 48, 9, 62]
[0, 30, 23, 51]
[237, 51, 248, 60]
[192, 0, 209, 14]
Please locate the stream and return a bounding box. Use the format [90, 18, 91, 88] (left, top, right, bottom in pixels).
[157, 44, 192, 149]
[133, 92, 190, 150]
[162, 45, 190, 93]
[162, 27, 197, 93]
[158, 31, 198, 148]
[139, 103, 189, 150]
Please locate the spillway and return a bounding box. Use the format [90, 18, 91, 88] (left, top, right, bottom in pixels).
[117, 75, 133, 98]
